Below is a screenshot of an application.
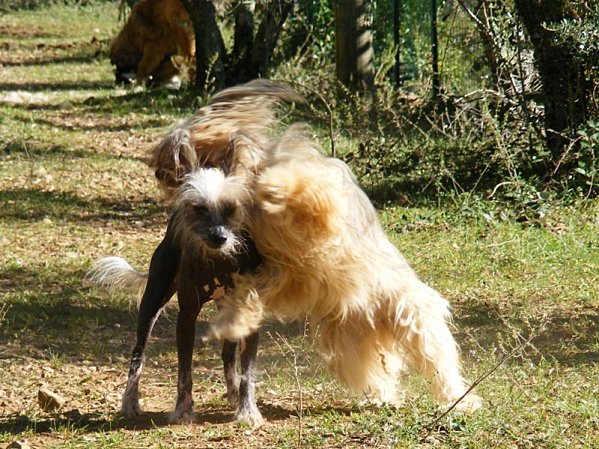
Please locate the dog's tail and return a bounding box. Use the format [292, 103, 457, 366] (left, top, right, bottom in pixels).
[86, 256, 148, 297]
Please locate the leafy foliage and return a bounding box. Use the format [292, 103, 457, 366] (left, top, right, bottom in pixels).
[274, 0, 598, 199]
[0, 4, 598, 448]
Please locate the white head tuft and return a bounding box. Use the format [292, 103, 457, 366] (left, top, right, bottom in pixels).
[185, 168, 225, 201]
[176, 168, 250, 209]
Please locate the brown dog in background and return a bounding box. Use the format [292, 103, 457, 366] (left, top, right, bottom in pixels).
[109, 0, 195, 86]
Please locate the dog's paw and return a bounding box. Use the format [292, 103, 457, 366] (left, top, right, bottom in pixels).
[198, 322, 219, 342]
[207, 319, 255, 342]
[170, 406, 195, 424]
[170, 409, 194, 425]
[170, 392, 195, 424]
[197, 321, 215, 343]
[452, 393, 483, 413]
[235, 406, 265, 429]
[198, 319, 238, 342]
[223, 387, 240, 409]
[360, 390, 406, 409]
[120, 398, 142, 417]
[164, 75, 182, 90]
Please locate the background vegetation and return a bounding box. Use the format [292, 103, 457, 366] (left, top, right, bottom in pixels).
[0, 1, 597, 448]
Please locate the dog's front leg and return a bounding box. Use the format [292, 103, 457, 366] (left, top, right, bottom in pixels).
[136, 42, 168, 84]
[171, 279, 203, 424]
[235, 331, 264, 428]
[207, 276, 265, 341]
[121, 237, 178, 417]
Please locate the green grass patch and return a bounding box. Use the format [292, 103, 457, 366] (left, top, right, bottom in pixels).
[0, 2, 597, 448]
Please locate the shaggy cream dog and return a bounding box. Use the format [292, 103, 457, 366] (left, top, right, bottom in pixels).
[207, 125, 482, 412]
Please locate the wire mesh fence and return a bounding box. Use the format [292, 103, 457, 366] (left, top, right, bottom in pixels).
[376, 0, 490, 97]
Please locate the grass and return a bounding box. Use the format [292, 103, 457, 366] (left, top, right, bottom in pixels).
[1, 2, 598, 448]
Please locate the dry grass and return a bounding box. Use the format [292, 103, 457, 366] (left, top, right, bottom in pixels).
[0, 3, 597, 448]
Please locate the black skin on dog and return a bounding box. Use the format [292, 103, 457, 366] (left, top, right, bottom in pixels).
[121, 208, 262, 423]
[113, 55, 179, 87]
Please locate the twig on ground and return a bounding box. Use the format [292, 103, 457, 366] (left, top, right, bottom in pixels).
[423, 318, 547, 431]
[268, 331, 304, 449]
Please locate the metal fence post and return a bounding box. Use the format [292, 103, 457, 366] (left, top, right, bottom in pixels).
[393, 0, 401, 87]
[431, 0, 440, 99]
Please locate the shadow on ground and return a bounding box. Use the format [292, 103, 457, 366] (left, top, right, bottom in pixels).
[0, 188, 164, 224]
[0, 81, 113, 92]
[454, 301, 599, 366]
[0, 51, 106, 68]
[0, 400, 356, 437]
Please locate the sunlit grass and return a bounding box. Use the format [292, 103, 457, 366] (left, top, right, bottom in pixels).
[0, 2, 597, 448]
[0, 2, 119, 41]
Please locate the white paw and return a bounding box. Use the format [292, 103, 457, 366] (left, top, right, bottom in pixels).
[452, 393, 483, 413]
[170, 407, 195, 424]
[205, 322, 237, 342]
[235, 407, 265, 429]
[223, 389, 240, 409]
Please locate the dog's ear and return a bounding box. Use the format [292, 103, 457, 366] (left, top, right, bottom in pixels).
[221, 131, 266, 178]
[258, 162, 347, 238]
[221, 137, 237, 177]
[151, 123, 197, 198]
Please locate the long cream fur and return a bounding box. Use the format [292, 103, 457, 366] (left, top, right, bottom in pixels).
[150, 79, 303, 200]
[208, 125, 482, 411]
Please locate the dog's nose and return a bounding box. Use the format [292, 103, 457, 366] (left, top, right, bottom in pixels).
[115, 71, 135, 85]
[208, 227, 228, 247]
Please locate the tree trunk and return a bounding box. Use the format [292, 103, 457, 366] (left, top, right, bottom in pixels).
[514, 0, 593, 174]
[230, 0, 255, 70]
[226, 0, 295, 84]
[335, 0, 375, 96]
[249, 0, 294, 80]
[180, 0, 226, 92]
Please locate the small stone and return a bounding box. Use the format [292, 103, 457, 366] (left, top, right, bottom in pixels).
[38, 387, 66, 412]
[7, 440, 32, 449]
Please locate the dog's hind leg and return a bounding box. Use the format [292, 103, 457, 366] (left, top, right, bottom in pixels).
[221, 340, 240, 408]
[417, 325, 482, 413]
[221, 333, 263, 427]
[235, 331, 263, 427]
[319, 319, 402, 406]
[121, 237, 179, 417]
[136, 43, 168, 84]
[396, 287, 482, 412]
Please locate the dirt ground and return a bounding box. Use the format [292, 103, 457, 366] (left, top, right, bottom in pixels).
[1, 4, 597, 449]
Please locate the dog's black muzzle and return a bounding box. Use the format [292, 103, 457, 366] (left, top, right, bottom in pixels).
[114, 69, 135, 85]
[206, 226, 231, 249]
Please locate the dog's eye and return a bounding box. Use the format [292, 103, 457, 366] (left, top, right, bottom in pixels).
[193, 204, 209, 216]
[221, 203, 236, 218]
